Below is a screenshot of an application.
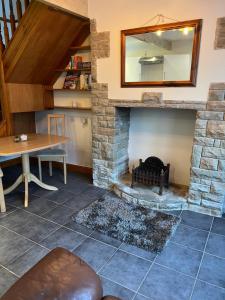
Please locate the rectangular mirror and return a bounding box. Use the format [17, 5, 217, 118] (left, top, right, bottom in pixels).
[121, 19, 202, 87]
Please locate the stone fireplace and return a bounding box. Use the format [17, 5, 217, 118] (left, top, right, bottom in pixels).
[90, 19, 225, 217]
[91, 83, 225, 217]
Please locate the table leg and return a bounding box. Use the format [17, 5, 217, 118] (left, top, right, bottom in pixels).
[4, 153, 58, 207]
[0, 168, 6, 213]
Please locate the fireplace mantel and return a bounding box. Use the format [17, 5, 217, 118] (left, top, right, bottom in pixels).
[110, 99, 207, 111]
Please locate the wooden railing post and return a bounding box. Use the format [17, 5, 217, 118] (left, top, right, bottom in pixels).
[9, 0, 16, 34]
[24, 0, 30, 10]
[1, 0, 10, 47]
[0, 22, 5, 52]
[16, 0, 23, 21]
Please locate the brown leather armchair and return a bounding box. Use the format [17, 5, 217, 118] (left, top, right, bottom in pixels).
[1, 248, 121, 300]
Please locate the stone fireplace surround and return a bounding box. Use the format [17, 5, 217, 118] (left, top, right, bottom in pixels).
[92, 83, 225, 217]
[90, 20, 225, 217]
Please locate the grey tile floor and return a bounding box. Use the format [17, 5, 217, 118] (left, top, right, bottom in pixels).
[0, 165, 225, 299]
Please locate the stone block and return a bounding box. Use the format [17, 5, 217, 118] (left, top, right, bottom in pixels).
[210, 83, 225, 90]
[194, 128, 206, 137]
[197, 111, 224, 120]
[208, 89, 225, 101]
[191, 167, 225, 182]
[202, 199, 222, 210]
[191, 145, 202, 167]
[200, 157, 218, 170]
[202, 192, 224, 203]
[214, 139, 221, 147]
[207, 101, 225, 112]
[207, 120, 225, 139]
[142, 92, 163, 102]
[202, 146, 225, 159]
[218, 160, 225, 171]
[214, 17, 225, 49]
[211, 182, 225, 195]
[194, 137, 214, 147]
[190, 183, 210, 193]
[195, 119, 207, 129]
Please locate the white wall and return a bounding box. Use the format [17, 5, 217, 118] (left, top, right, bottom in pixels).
[43, 0, 88, 17]
[88, 0, 225, 184]
[129, 109, 196, 185]
[88, 0, 225, 101]
[36, 109, 92, 167]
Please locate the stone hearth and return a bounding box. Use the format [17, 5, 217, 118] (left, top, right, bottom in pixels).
[113, 173, 188, 211]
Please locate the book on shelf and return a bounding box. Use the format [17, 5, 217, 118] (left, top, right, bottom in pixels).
[63, 71, 92, 90]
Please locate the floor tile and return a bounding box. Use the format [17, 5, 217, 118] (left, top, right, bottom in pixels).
[100, 276, 135, 300]
[134, 294, 150, 300]
[0, 209, 34, 231]
[5, 192, 40, 208]
[23, 197, 57, 216]
[73, 238, 116, 272]
[64, 180, 91, 195]
[7, 245, 49, 277]
[0, 205, 17, 219]
[171, 224, 208, 251]
[198, 253, 225, 288]
[40, 227, 87, 251]
[120, 243, 156, 261]
[42, 205, 76, 225]
[192, 280, 225, 300]
[15, 214, 60, 243]
[155, 242, 202, 277]
[44, 189, 75, 204]
[211, 217, 225, 236]
[0, 267, 17, 297]
[139, 263, 194, 300]
[181, 210, 213, 231]
[162, 210, 182, 217]
[100, 250, 151, 291]
[206, 233, 225, 259]
[91, 231, 122, 248]
[0, 227, 34, 266]
[64, 219, 93, 236]
[63, 192, 97, 210]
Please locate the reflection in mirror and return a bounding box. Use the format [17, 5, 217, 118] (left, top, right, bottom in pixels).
[121, 20, 202, 87]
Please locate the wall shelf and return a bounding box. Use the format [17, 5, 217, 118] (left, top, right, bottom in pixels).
[55, 68, 91, 72]
[70, 45, 91, 52]
[54, 106, 92, 110]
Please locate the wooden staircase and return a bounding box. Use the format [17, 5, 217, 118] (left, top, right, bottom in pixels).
[0, 0, 90, 136]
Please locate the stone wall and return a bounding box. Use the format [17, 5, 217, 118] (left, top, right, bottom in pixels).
[189, 83, 225, 216]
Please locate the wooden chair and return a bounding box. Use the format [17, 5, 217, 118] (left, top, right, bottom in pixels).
[37, 114, 67, 184]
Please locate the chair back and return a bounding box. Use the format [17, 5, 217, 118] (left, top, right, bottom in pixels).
[47, 114, 65, 137]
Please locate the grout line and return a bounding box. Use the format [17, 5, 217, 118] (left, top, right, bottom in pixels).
[0, 264, 19, 278]
[189, 216, 214, 300]
[99, 274, 137, 294]
[132, 254, 158, 299]
[96, 243, 122, 274]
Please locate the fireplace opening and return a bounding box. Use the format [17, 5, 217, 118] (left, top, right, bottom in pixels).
[114, 108, 196, 211]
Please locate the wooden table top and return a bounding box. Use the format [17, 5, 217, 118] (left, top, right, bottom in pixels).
[0, 134, 69, 156]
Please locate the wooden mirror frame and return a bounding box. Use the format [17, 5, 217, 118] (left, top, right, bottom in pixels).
[121, 19, 202, 87]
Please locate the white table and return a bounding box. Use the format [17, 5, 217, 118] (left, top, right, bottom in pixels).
[0, 134, 69, 211]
